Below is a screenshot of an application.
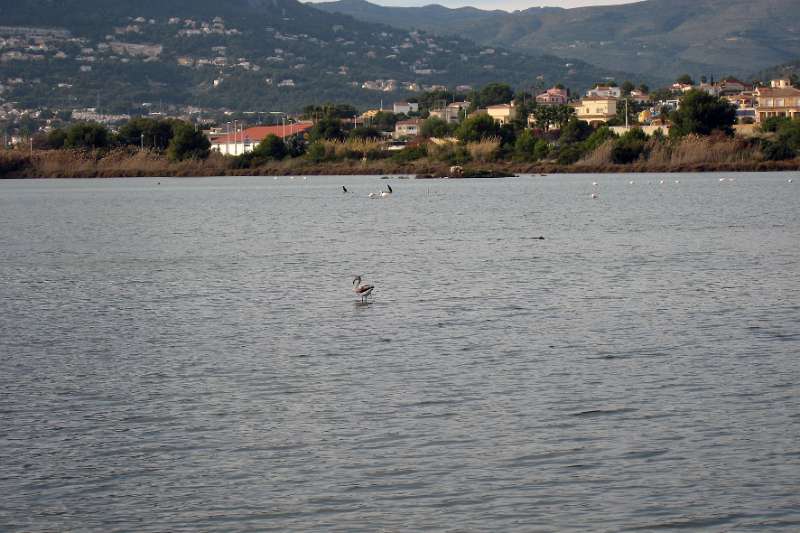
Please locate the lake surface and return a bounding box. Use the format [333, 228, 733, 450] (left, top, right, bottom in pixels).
[1, 172, 799, 532]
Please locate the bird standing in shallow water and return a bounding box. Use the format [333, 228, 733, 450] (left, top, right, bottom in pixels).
[352, 276, 374, 302]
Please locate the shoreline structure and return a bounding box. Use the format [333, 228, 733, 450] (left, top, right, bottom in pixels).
[2, 150, 799, 179]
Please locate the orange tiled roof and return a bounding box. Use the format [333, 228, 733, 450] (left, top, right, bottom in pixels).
[211, 122, 312, 144]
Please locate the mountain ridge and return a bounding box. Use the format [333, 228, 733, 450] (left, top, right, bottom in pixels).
[315, 0, 800, 80]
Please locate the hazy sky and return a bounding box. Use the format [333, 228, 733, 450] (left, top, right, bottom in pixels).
[307, 0, 642, 12]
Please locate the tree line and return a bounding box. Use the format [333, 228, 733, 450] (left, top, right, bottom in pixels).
[35, 118, 211, 162]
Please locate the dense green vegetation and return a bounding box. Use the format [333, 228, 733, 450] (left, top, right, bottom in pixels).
[668, 90, 737, 137]
[758, 117, 800, 161]
[38, 118, 211, 161]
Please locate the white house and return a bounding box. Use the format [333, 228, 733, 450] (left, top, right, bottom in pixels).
[210, 122, 313, 155]
[586, 85, 622, 98]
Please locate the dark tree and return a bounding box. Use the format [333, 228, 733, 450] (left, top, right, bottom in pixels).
[454, 114, 501, 142]
[252, 134, 288, 160]
[368, 111, 398, 132]
[611, 128, 648, 164]
[167, 123, 210, 161]
[348, 126, 382, 140]
[670, 90, 737, 137]
[64, 122, 110, 150]
[308, 117, 346, 142]
[559, 117, 593, 144]
[420, 117, 452, 138]
[44, 128, 67, 149]
[470, 83, 514, 109]
[621, 81, 635, 95]
[117, 118, 175, 150]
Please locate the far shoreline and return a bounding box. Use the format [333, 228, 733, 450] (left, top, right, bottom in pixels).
[2, 150, 799, 179]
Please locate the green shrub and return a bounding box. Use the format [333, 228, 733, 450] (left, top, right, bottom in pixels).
[167, 123, 210, 161]
[392, 143, 428, 163]
[611, 128, 648, 164]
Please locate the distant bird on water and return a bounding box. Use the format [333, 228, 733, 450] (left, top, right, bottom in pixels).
[342, 185, 348, 193]
[387, 184, 393, 193]
[352, 275, 374, 302]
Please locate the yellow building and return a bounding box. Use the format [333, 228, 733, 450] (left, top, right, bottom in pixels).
[754, 79, 800, 123]
[574, 97, 618, 126]
[486, 103, 516, 125]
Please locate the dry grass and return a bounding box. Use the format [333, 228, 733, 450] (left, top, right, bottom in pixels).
[467, 139, 500, 163]
[2, 135, 798, 179]
[660, 134, 759, 166]
[466, 138, 500, 163]
[0, 148, 231, 178]
[317, 139, 385, 160]
[576, 139, 615, 166]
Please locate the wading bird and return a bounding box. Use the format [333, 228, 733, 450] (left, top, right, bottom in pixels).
[352, 275, 375, 302]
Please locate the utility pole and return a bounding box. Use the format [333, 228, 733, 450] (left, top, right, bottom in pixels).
[625, 98, 629, 129]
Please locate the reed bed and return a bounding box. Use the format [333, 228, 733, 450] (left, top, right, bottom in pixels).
[576, 139, 615, 166]
[2, 136, 798, 179]
[316, 139, 386, 160]
[466, 138, 501, 163]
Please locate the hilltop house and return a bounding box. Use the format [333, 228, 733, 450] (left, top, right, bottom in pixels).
[574, 97, 618, 126]
[210, 122, 312, 155]
[719, 78, 749, 96]
[536, 87, 568, 106]
[586, 85, 621, 99]
[486, 103, 515, 125]
[754, 79, 800, 122]
[392, 101, 419, 115]
[671, 82, 694, 93]
[629, 89, 650, 104]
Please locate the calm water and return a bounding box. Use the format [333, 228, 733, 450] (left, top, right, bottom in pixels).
[1, 173, 799, 532]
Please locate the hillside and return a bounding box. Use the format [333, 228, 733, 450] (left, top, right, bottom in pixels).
[0, 0, 633, 114]
[753, 59, 800, 82]
[315, 0, 800, 81]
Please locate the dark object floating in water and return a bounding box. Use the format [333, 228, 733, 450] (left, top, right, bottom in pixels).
[342, 185, 348, 193]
